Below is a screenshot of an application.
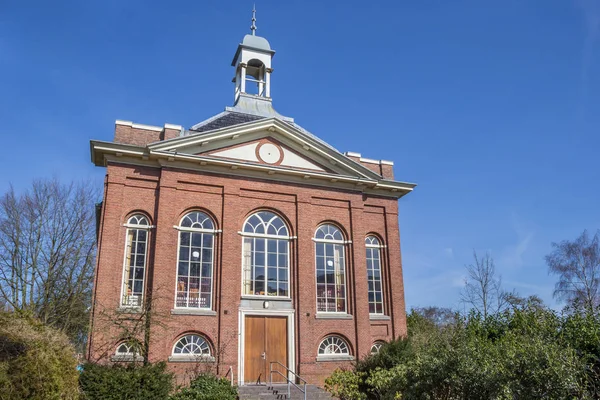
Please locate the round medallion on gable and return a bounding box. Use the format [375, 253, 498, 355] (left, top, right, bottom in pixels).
[257, 142, 282, 164]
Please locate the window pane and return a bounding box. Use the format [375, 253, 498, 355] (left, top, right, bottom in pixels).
[255, 252, 265, 266]
[192, 233, 202, 247]
[180, 232, 190, 246]
[279, 283, 288, 297]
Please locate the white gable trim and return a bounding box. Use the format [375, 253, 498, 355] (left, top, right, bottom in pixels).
[149, 118, 381, 180]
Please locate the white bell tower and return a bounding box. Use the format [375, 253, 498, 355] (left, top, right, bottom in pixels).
[231, 6, 275, 104]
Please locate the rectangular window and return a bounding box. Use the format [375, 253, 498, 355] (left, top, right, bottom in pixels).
[176, 231, 214, 309]
[242, 237, 289, 297]
[121, 229, 147, 307]
[316, 242, 347, 313]
[367, 246, 384, 314]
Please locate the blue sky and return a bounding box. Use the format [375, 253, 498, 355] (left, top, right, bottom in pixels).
[1, 1, 599, 310]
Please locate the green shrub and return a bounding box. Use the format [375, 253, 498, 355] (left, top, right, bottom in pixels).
[0, 311, 80, 400]
[324, 369, 366, 400]
[79, 361, 173, 400]
[330, 307, 595, 399]
[169, 373, 237, 400]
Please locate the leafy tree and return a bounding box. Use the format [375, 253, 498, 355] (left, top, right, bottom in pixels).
[0, 179, 97, 348]
[546, 229, 600, 312]
[0, 311, 80, 400]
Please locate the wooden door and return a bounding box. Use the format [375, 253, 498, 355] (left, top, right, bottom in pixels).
[244, 316, 288, 384]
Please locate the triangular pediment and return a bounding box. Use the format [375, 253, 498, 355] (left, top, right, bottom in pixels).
[202, 137, 327, 172]
[149, 118, 383, 180]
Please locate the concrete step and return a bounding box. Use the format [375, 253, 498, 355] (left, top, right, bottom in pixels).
[238, 384, 334, 400]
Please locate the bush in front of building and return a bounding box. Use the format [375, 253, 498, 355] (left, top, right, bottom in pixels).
[79, 361, 174, 400]
[327, 305, 594, 399]
[0, 311, 80, 400]
[169, 373, 237, 400]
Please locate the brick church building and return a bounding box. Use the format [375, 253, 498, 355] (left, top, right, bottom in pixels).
[87, 13, 415, 385]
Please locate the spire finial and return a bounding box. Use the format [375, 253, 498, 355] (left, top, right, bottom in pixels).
[250, 4, 257, 35]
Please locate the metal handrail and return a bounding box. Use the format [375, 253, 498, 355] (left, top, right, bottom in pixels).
[269, 361, 307, 400]
[224, 365, 234, 386]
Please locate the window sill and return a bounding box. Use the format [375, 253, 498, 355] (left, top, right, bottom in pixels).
[315, 313, 353, 320]
[316, 355, 355, 362]
[116, 306, 142, 314]
[241, 295, 292, 301]
[171, 309, 217, 316]
[168, 355, 216, 363]
[111, 355, 144, 363]
[369, 314, 390, 321]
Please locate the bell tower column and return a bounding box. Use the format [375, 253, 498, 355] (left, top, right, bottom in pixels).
[265, 68, 272, 98]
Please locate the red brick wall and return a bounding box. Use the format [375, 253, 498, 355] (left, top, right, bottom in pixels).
[88, 162, 407, 386]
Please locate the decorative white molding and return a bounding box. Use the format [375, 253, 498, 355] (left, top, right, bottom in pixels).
[114, 119, 164, 132]
[164, 123, 183, 130]
[359, 157, 379, 164]
[344, 151, 361, 157]
[316, 355, 355, 362]
[168, 355, 216, 363]
[369, 314, 391, 321]
[170, 309, 217, 316]
[380, 160, 394, 166]
[238, 308, 295, 385]
[315, 313, 353, 320]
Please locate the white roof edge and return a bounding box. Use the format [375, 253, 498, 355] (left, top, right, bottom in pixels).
[115, 120, 163, 132]
[359, 157, 379, 164]
[380, 160, 394, 166]
[344, 151, 362, 157]
[164, 123, 183, 130]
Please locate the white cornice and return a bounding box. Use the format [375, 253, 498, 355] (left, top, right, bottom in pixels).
[359, 157, 379, 164]
[115, 120, 164, 132]
[344, 151, 361, 157]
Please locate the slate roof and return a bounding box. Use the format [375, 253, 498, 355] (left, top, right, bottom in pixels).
[188, 111, 339, 153]
[190, 111, 265, 133]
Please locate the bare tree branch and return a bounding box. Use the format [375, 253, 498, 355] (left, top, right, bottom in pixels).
[0, 178, 98, 350]
[546, 229, 600, 313]
[461, 251, 509, 318]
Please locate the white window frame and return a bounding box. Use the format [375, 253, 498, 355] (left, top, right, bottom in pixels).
[169, 333, 215, 363]
[174, 211, 217, 310]
[316, 335, 354, 362]
[240, 211, 291, 299]
[370, 341, 385, 355]
[366, 235, 385, 316]
[314, 224, 348, 314]
[120, 215, 151, 308]
[115, 342, 134, 356]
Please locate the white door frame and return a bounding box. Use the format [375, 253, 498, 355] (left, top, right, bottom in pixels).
[238, 308, 295, 385]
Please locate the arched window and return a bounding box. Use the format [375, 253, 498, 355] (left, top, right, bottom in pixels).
[175, 211, 216, 309]
[121, 214, 150, 307]
[315, 224, 347, 313]
[112, 339, 142, 362]
[370, 341, 385, 355]
[115, 343, 134, 356]
[172, 334, 211, 357]
[366, 236, 384, 315]
[318, 336, 350, 355]
[242, 211, 290, 297]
